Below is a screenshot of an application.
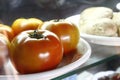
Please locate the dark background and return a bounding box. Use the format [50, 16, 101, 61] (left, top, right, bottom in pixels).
[0, 0, 120, 25]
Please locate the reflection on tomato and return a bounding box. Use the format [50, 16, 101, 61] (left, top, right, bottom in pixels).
[0, 24, 14, 42]
[39, 20, 80, 55]
[11, 18, 43, 37]
[10, 30, 63, 74]
[0, 34, 10, 68]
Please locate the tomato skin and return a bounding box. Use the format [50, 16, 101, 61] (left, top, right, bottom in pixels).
[10, 30, 63, 74]
[39, 20, 80, 55]
[0, 34, 10, 68]
[0, 24, 14, 42]
[11, 18, 43, 37]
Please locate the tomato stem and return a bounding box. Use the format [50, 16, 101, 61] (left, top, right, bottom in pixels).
[52, 19, 64, 22]
[29, 30, 44, 39]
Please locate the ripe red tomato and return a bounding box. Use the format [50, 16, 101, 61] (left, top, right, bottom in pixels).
[11, 18, 43, 37]
[39, 20, 80, 55]
[0, 34, 10, 68]
[0, 24, 14, 42]
[10, 30, 63, 74]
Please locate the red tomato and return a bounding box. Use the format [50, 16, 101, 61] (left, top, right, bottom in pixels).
[10, 30, 63, 74]
[0, 34, 10, 68]
[0, 24, 14, 42]
[39, 20, 80, 55]
[11, 18, 43, 37]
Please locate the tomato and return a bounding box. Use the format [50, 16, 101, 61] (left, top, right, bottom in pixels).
[0, 34, 10, 68]
[0, 24, 14, 42]
[39, 20, 80, 55]
[10, 30, 63, 74]
[11, 18, 43, 37]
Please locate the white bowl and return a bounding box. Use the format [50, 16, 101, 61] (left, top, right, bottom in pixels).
[66, 14, 120, 46]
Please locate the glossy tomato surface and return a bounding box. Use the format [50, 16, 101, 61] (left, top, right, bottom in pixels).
[40, 20, 80, 55]
[0, 24, 14, 42]
[11, 18, 43, 37]
[10, 30, 63, 74]
[0, 34, 10, 68]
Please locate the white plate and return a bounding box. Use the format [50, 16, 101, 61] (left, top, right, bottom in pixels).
[0, 38, 91, 80]
[92, 71, 115, 80]
[66, 15, 120, 46]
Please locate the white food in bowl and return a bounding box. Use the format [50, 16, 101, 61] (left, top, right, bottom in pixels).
[112, 12, 120, 36]
[80, 18, 118, 37]
[80, 7, 113, 25]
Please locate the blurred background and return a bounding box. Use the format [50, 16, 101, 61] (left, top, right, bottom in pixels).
[0, 0, 120, 25]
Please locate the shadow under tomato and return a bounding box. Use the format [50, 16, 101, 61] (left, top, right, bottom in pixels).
[57, 48, 82, 68]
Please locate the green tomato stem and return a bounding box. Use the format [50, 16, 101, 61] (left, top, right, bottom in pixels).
[29, 30, 44, 39]
[52, 19, 64, 22]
